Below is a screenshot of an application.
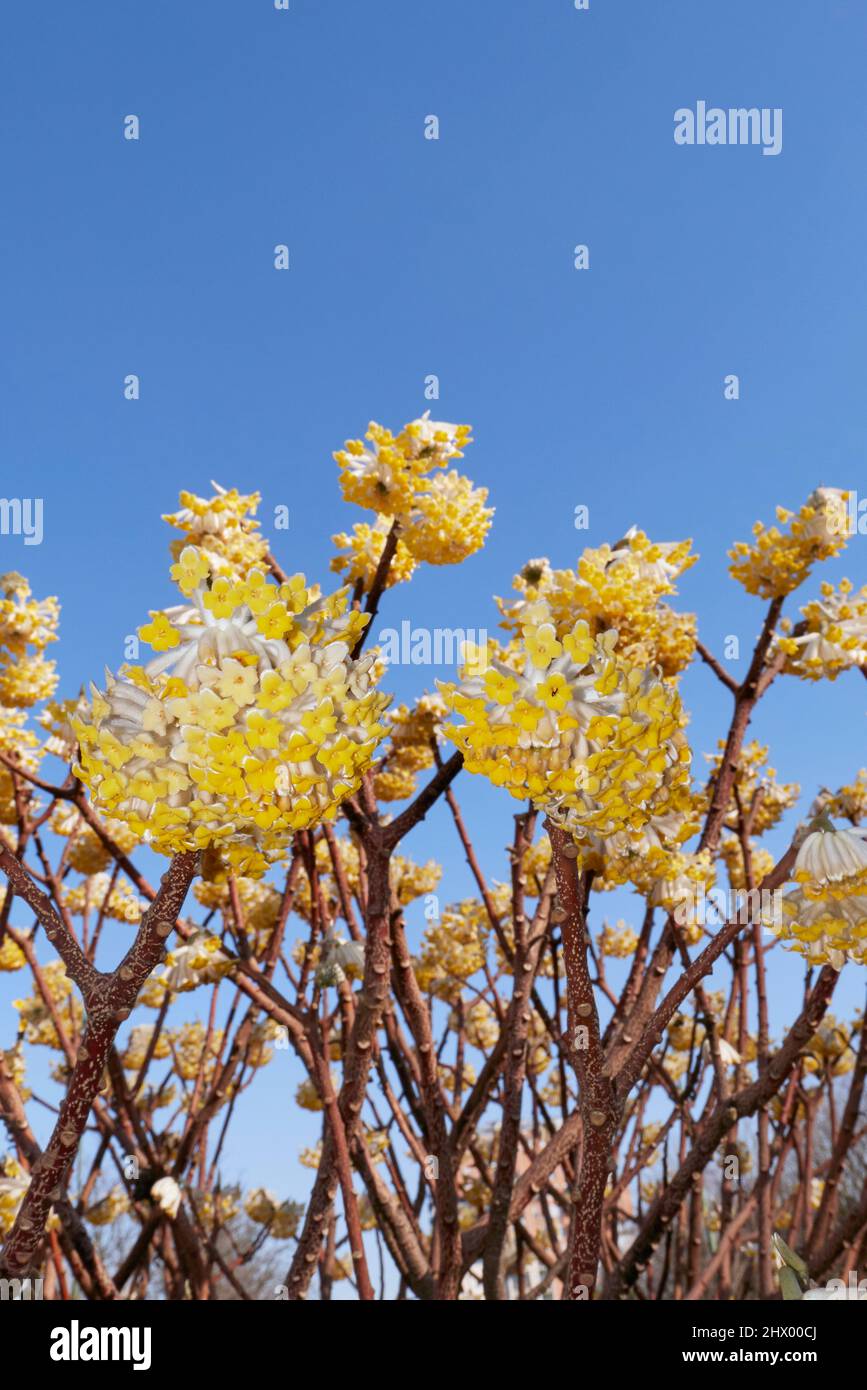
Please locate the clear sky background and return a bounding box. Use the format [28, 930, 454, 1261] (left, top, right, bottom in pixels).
[1, 2, 866, 1209]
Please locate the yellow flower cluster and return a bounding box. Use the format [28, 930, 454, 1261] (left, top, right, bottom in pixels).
[161, 931, 234, 992]
[766, 889, 867, 967]
[701, 742, 799, 837]
[245, 1188, 303, 1238]
[246, 1019, 284, 1069]
[335, 413, 471, 515]
[400, 470, 493, 566]
[668, 1012, 705, 1051]
[0, 572, 59, 708]
[334, 413, 491, 565]
[163, 484, 269, 579]
[13, 960, 82, 1048]
[0, 706, 43, 823]
[190, 1188, 241, 1229]
[50, 805, 141, 874]
[121, 1024, 172, 1069]
[193, 873, 284, 942]
[439, 600, 692, 847]
[72, 546, 390, 876]
[0, 1156, 30, 1236]
[450, 998, 500, 1050]
[811, 772, 867, 827]
[373, 766, 417, 801]
[719, 836, 776, 891]
[391, 855, 441, 905]
[296, 1075, 329, 1112]
[801, 1014, 860, 1077]
[777, 580, 867, 680]
[330, 516, 418, 592]
[85, 1187, 131, 1227]
[520, 833, 553, 893]
[2, 1044, 29, 1099]
[373, 695, 445, 801]
[414, 896, 492, 1001]
[769, 824, 867, 967]
[38, 696, 84, 763]
[169, 1021, 224, 1083]
[497, 531, 698, 678]
[650, 849, 715, 938]
[63, 872, 145, 924]
[728, 489, 849, 598]
[597, 920, 639, 957]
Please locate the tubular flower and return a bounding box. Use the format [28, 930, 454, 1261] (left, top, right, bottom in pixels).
[0, 571, 59, 708]
[414, 897, 495, 1002]
[700, 741, 798, 837]
[0, 1157, 30, 1236]
[334, 413, 472, 518]
[13, 961, 83, 1048]
[161, 931, 235, 992]
[151, 1176, 182, 1220]
[400, 470, 493, 565]
[85, 1187, 131, 1227]
[0, 933, 26, 971]
[373, 766, 417, 801]
[120, 1025, 172, 1069]
[776, 580, 867, 680]
[438, 602, 692, 844]
[497, 532, 697, 677]
[576, 809, 702, 888]
[244, 1189, 303, 1239]
[71, 546, 390, 877]
[50, 806, 140, 869]
[651, 849, 716, 931]
[316, 928, 364, 986]
[728, 488, 850, 598]
[163, 484, 269, 578]
[810, 772, 867, 827]
[794, 818, 867, 899]
[331, 516, 417, 591]
[0, 571, 59, 659]
[765, 886, 867, 969]
[802, 1015, 860, 1076]
[718, 837, 776, 894]
[168, 1022, 224, 1082]
[63, 873, 145, 925]
[597, 920, 639, 957]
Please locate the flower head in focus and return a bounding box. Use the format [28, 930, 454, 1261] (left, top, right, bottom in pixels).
[765, 887, 867, 969]
[776, 580, 867, 680]
[330, 516, 418, 592]
[71, 546, 390, 876]
[163, 484, 268, 579]
[150, 1175, 182, 1219]
[729, 489, 849, 598]
[401, 470, 493, 566]
[438, 600, 692, 846]
[794, 816, 867, 898]
[161, 931, 235, 993]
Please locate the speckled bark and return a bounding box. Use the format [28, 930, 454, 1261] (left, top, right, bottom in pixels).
[284, 836, 393, 1300]
[0, 850, 198, 1279]
[549, 826, 618, 1301]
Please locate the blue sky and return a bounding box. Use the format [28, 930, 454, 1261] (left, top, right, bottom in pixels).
[2, 2, 866, 1210]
